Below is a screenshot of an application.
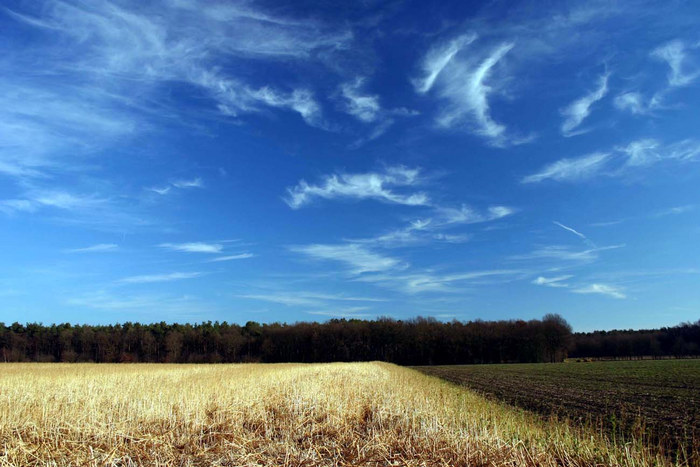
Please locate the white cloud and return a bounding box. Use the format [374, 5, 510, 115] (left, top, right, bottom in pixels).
[148, 186, 172, 195]
[652, 205, 694, 217]
[618, 138, 700, 168]
[437, 43, 514, 143]
[148, 177, 204, 195]
[284, 166, 429, 209]
[524, 139, 700, 184]
[0, 0, 354, 199]
[413, 33, 478, 94]
[119, 272, 202, 284]
[347, 203, 514, 249]
[340, 78, 381, 123]
[522, 152, 611, 183]
[414, 32, 523, 146]
[532, 275, 572, 288]
[437, 204, 515, 225]
[573, 283, 626, 299]
[651, 40, 699, 87]
[357, 269, 523, 294]
[172, 178, 203, 189]
[0, 199, 38, 214]
[208, 253, 254, 262]
[553, 221, 595, 247]
[238, 291, 385, 307]
[618, 139, 660, 167]
[291, 243, 402, 274]
[66, 290, 212, 315]
[560, 73, 609, 136]
[159, 242, 223, 253]
[245, 87, 324, 128]
[66, 243, 119, 253]
[614, 92, 657, 115]
[0, 190, 108, 214]
[340, 78, 419, 146]
[7, 0, 350, 126]
[512, 244, 623, 262]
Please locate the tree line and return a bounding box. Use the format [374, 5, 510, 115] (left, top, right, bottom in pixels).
[569, 320, 700, 360]
[1, 315, 697, 364]
[0, 315, 571, 364]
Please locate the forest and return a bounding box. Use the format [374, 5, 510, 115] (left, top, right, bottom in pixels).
[0, 315, 697, 364]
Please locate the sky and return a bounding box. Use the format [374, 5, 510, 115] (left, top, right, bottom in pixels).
[1, 0, 699, 331]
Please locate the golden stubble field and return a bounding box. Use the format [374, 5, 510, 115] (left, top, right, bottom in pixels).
[0, 362, 674, 466]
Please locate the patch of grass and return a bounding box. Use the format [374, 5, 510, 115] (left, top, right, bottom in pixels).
[0, 362, 677, 466]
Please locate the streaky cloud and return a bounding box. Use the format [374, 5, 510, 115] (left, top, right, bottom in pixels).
[66, 243, 119, 253]
[172, 178, 204, 189]
[208, 253, 254, 262]
[651, 40, 699, 87]
[159, 242, 223, 253]
[413, 33, 477, 94]
[340, 78, 381, 123]
[524, 139, 700, 184]
[356, 269, 523, 294]
[290, 243, 402, 274]
[553, 221, 596, 247]
[573, 283, 626, 299]
[511, 244, 624, 262]
[560, 73, 609, 136]
[521, 152, 611, 183]
[435, 42, 515, 143]
[532, 275, 572, 288]
[119, 272, 203, 284]
[284, 166, 429, 209]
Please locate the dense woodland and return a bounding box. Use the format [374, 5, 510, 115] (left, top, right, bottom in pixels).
[0, 315, 697, 364]
[569, 321, 700, 360]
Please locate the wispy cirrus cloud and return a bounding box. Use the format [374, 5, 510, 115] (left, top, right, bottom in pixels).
[148, 177, 204, 195]
[0, 190, 107, 214]
[532, 275, 572, 288]
[66, 290, 213, 317]
[159, 242, 223, 254]
[618, 139, 700, 167]
[347, 204, 515, 249]
[172, 178, 203, 189]
[413, 34, 478, 93]
[4, 0, 350, 129]
[238, 291, 385, 308]
[118, 272, 203, 284]
[522, 138, 700, 183]
[208, 253, 254, 262]
[437, 205, 515, 225]
[290, 243, 402, 274]
[613, 91, 661, 115]
[511, 244, 624, 263]
[553, 221, 596, 248]
[415, 36, 517, 146]
[651, 40, 699, 87]
[0, 0, 353, 216]
[65, 243, 119, 253]
[573, 283, 626, 299]
[560, 73, 609, 136]
[284, 166, 429, 209]
[339, 77, 418, 146]
[356, 269, 523, 294]
[522, 152, 611, 184]
[340, 78, 381, 123]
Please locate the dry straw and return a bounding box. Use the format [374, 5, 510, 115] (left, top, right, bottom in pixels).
[0, 362, 673, 466]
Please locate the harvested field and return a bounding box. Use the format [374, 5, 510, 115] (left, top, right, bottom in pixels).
[0, 362, 676, 466]
[414, 359, 700, 465]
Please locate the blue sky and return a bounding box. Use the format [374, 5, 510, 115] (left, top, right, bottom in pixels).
[1, 0, 699, 331]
